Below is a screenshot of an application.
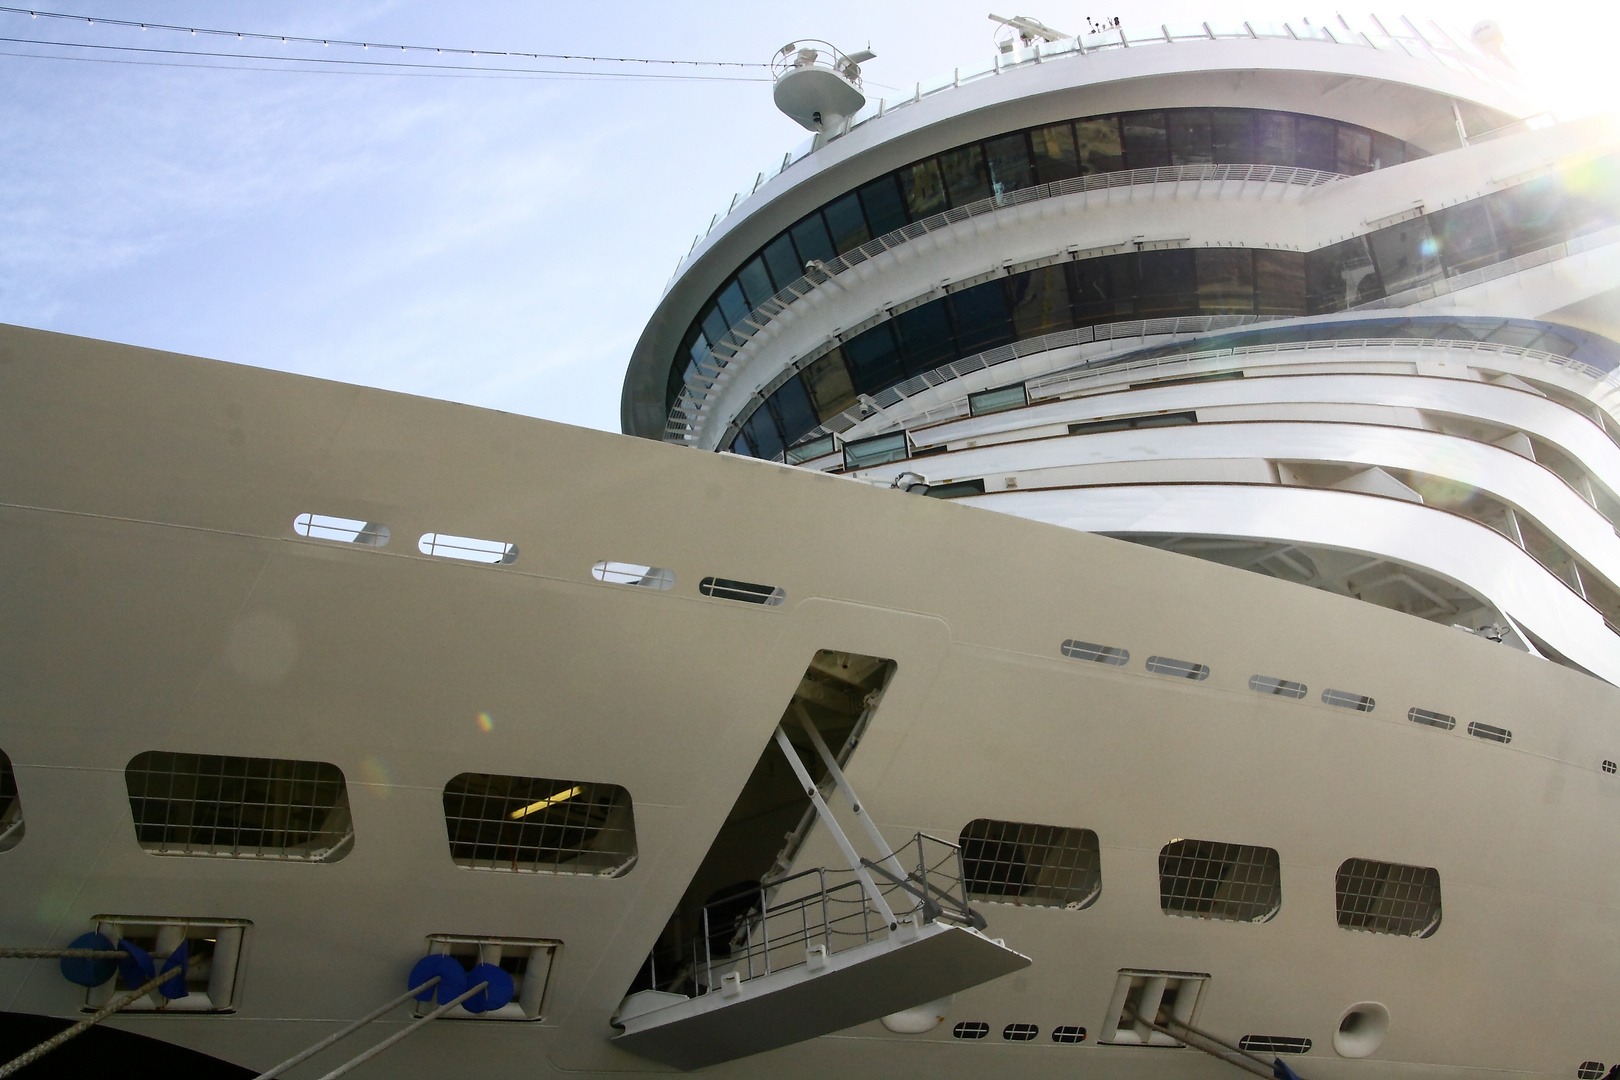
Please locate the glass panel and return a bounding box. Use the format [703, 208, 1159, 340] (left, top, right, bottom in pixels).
[1336, 126, 1374, 174]
[1371, 132, 1405, 170]
[842, 322, 906, 395]
[858, 174, 908, 236]
[736, 257, 775, 308]
[968, 384, 1029, 416]
[729, 429, 755, 457]
[1073, 117, 1123, 174]
[1167, 109, 1214, 165]
[949, 279, 1015, 355]
[802, 349, 858, 420]
[1134, 250, 1198, 317]
[715, 280, 750, 328]
[894, 300, 956, 373]
[762, 232, 802, 288]
[1196, 249, 1255, 314]
[1429, 201, 1503, 276]
[939, 145, 992, 206]
[1071, 253, 1135, 323]
[1296, 116, 1337, 171]
[786, 433, 836, 464]
[1121, 111, 1170, 169]
[1305, 236, 1382, 313]
[1210, 109, 1254, 164]
[843, 431, 909, 469]
[899, 159, 948, 218]
[823, 191, 870, 255]
[1255, 112, 1296, 166]
[769, 377, 820, 446]
[700, 305, 729, 349]
[1030, 121, 1079, 183]
[1368, 218, 1443, 294]
[742, 406, 784, 461]
[984, 132, 1033, 195]
[1009, 265, 1076, 337]
[788, 213, 836, 265]
[1254, 250, 1307, 314]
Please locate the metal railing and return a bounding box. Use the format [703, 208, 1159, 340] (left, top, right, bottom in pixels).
[665, 165, 1342, 446]
[674, 13, 1520, 277]
[659, 833, 978, 1000]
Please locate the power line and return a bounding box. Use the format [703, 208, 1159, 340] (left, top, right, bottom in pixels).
[0, 6, 769, 68]
[0, 36, 773, 80]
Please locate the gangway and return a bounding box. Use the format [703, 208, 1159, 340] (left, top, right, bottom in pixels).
[612, 717, 1029, 1070]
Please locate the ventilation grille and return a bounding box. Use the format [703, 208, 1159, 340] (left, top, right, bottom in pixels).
[1466, 721, 1512, 744]
[1159, 839, 1281, 922]
[1003, 1023, 1039, 1042]
[1604, 760, 1617, 775]
[442, 773, 636, 876]
[953, 1021, 989, 1040]
[1145, 655, 1210, 680]
[124, 752, 352, 861]
[1249, 675, 1307, 699]
[1322, 688, 1375, 712]
[1335, 858, 1442, 937]
[0, 748, 22, 852]
[1408, 707, 1456, 731]
[1240, 1035, 1312, 1055]
[1061, 639, 1129, 666]
[699, 576, 785, 606]
[960, 819, 1101, 909]
[1578, 1062, 1605, 1079]
[1051, 1025, 1086, 1044]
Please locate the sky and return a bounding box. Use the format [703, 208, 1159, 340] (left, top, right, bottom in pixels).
[2, 1, 1617, 434]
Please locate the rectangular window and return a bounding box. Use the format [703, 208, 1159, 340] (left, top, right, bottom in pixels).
[736, 256, 776, 309]
[700, 305, 729, 350]
[1305, 236, 1382, 313]
[1254, 250, 1307, 315]
[1167, 109, 1214, 165]
[789, 214, 836, 265]
[960, 819, 1102, 909]
[785, 434, 836, 464]
[1371, 132, 1405, 169]
[125, 752, 352, 862]
[442, 773, 637, 875]
[894, 299, 956, 373]
[1368, 218, 1443, 294]
[761, 232, 802, 288]
[1134, 249, 1198, 317]
[1296, 116, 1337, 172]
[1071, 254, 1135, 323]
[858, 174, 908, 235]
[822, 191, 870, 255]
[1073, 117, 1124, 174]
[699, 577, 785, 605]
[968, 383, 1029, 416]
[742, 407, 784, 462]
[899, 159, 948, 218]
[1254, 112, 1296, 166]
[1336, 126, 1374, 174]
[842, 431, 909, 470]
[949, 279, 1015, 356]
[715, 280, 749, 329]
[768, 377, 820, 447]
[1159, 839, 1281, 922]
[1210, 109, 1254, 164]
[1121, 111, 1170, 169]
[939, 145, 992, 206]
[1429, 201, 1502, 276]
[1195, 249, 1255, 314]
[983, 132, 1033, 194]
[842, 323, 905, 395]
[1335, 858, 1441, 937]
[1009, 265, 1075, 338]
[1030, 122, 1079, 183]
[802, 349, 858, 421]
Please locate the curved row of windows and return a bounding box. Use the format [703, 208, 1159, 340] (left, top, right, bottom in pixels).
[669, 107, 1430, 413]
[727, 154, 1620, 460]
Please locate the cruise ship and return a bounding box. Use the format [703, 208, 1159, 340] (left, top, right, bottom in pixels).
[4, 13, 1620, 1080]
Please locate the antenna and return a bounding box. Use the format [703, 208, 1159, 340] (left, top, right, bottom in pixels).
[988, 13, 1073, 45]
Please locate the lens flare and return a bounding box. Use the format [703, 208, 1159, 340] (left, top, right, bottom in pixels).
[477, 711, 494, 732]
[358, 756, 391, 798]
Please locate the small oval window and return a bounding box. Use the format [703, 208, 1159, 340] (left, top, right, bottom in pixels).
[418, 533, 518, 565]
[1060, 639, 1129, 666]
[1322, 688, 1375, 712]
[591, 561, 675, 590]
[1145, 655, 1209, 681]
[294, 513, 389, 546]
[1249, 675, 1307, 699]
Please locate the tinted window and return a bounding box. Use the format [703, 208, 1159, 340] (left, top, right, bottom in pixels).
[1135, 249, 1198, 316]
[730, 429, 755, 457]
[858, 175, 908, 236]
[940, 145, 992, 206]
[1368, 218, 1443, 294]
[1121, 112, 1170, 169]
[1030, 122, 1079, 183]
[1210, 110, 1254, 164]
[1296, 117, 1337, 172]
[743, 407, 784, 461]
[1167, 109, 1214, 165]
[1255, 112, 1295, 166]
[1073, 117, 1123, 174]
[949, 280, 1015, 355]
[737, 257, 775, 308]
[1196, 249, 1255, 314]
[899, 159, 948, 218]
[789, 214, 836, 265]
[1372, 132, 1405, 170]
[1072, 254, 1135, 322]
[802, 349, 857, 420]
[1010, 265, 1075, 337]
[1306, 236, 1382, 313]
[1430, 201, 1502, 276]
[984, 132, 1033, 194]
[701, 304, 729, 348]
[1336, 126, 1374, 174]
[895, 301, 955, 373]
[1255, 250, 1307, 315]
[761, 232, 802, 288]
[769, 376, 819, 446]
[715, 280, 749, 328]
[823, 192, 870, 255]
[843, 323, 906, 394]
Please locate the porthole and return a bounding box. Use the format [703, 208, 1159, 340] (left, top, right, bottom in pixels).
[1577, 1062, 1605, 1080]
[591, 560, 675, 589]
[1145, 655, 1210, 681]
[1060, 639, 1129, 665]
[1466, 721, 1512, 744]
[418, 532, 518, 565]
[1322, 688, 1375, 712]
[293, 513, 389, 546]
[1603, 760, 1617, 775]
[952, 1021, 989, 1040]
[1249, 675, 1307, 699]
[1407, 707, 1456, 731]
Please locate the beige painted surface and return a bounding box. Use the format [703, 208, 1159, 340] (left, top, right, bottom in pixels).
[1, 323, 1618, 1078]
